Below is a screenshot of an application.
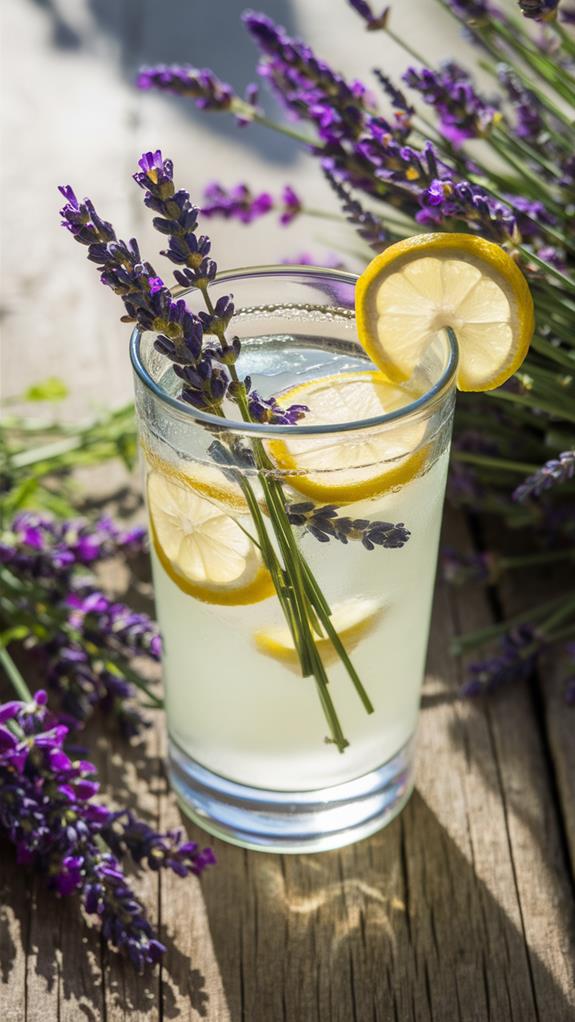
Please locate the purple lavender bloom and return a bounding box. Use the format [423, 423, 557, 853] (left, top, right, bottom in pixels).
[279, 185, 302, 224]
[247, 391, 308, 425]
[287, 502, 410, 548]
[497, 65, 545, 144]
[442, 547, 498, 585]
[0, 693, 213, 969]
[513, 450, 575, 502]
[201, 182, 273, 223]
[200, 181, 302, 226]
[403, 62, 500, 145]
[243, 11, 373, 143]
[446, 0, 499, 19]
[347, 0, 390, 30]
[518, 0, 559, 20]
[372, 69, 414, 137]
[324, 169, 389, 250]
[415, 176, 518, 243]
[136, 65, 236, 110]
[1, 513, 159, 735]
[561, 5, 575, 20]
[505, 195, 557, 240]
[462, 625, 537, 696]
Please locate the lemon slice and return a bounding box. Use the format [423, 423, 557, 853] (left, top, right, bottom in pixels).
[254, 596, 384, 673]
[267, 371, 427, 503]
[147, 470, 274, 605]
[143, 445, 249, 515]
[356, 233, 534, 392]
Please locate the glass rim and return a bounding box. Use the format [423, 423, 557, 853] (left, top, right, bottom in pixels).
[130, 264, 459, 437]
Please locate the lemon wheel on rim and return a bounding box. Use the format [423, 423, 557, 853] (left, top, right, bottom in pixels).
[355, 233, 534, 392]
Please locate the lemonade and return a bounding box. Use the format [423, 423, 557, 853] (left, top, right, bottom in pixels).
[149, 433, 449, 792]
[134, 291, 457, 851]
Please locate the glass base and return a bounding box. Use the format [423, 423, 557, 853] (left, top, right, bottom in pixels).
[168, 734, 416, 854]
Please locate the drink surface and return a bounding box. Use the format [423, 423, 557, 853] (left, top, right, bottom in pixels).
[145, 335, 450, 791]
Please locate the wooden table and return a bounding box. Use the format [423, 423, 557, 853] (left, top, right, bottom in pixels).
[2, 1, 575, 1018]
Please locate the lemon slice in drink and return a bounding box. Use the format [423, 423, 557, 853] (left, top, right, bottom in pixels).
[143, 446, 249, 515]
[147, 470, 274, 605]
[356, 233, 534, 391]
[254, 596, 384, 672]
[267, 371, 427, 503]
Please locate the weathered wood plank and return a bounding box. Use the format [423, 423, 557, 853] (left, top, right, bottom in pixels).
[480, 519, 575, 1014]
[0, 843, 30, 1022]
[545, 648, 575, 873]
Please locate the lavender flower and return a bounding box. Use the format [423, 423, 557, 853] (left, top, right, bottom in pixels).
[446, 0, 500, 20]
[518, 0, 560, 20]
[137, 65, 236, 110]
[287, 502, 410, 549]
[416, 175, 518, 243]
[201, 182, 273, 223]
[462, 625, 537, 696]
[442, 547, 498, 584]
[498, 65, 545, 144]
[513, 450, 575, 502]
[200, 181, 302, 225]
[372, 69, 414, 137]
[347, 0, 390, 30]
[0, 512, 160, 735]
[246, 391, 308, 425]
[62, 149, 310, 433]
[132, 150, 307, 425]
[324, 169, 389, 249]
[403, 62, 500, 145]
[0, 692, 213, 970]
[243, 10, 374, 143]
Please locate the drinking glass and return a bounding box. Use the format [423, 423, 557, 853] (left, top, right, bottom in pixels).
[131, 266, 457, 852]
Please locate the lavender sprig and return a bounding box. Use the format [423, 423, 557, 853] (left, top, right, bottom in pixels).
[131, 150, 307, 426]
[287, 502, 410, 549]
[0, 512, 160, 735]
[402, 62, 500, 145]
[0, 690, 213, 971]
[513, 450, 575, 502]
[462, 625, 538, 696]
[518, 0, 560, 20]
[348, 1, 390, 30]
[136, 65, 236, 110]
[324, 169, 389, 249]
[201, 181, 302, 225]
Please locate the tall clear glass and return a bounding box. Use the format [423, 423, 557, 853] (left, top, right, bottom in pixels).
[131, 266, 457, 852]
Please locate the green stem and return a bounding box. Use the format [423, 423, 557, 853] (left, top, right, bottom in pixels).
[487, 387, 575, 424]
[0, 646, 33, 701]
[531, 335, 575, 370]
[538, 593, 575, 637]
[201, 285, 378, 746]
[451, 593, 566, 655]
[231, 100, 317, 147]
[452, 451, 541, 475]
[104, 659, 164, 708]
[499, 549, 575, 570]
